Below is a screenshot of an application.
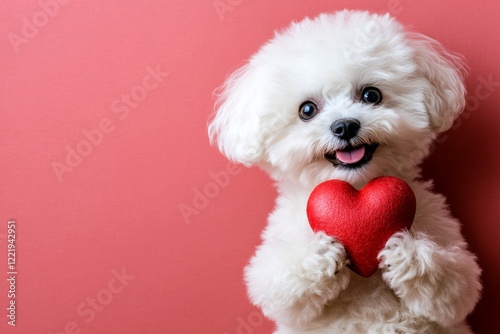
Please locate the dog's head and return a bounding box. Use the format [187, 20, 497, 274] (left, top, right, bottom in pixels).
[209, 11, 466, 187]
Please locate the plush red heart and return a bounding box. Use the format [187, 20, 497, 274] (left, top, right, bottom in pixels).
[306, 176, 416, 278]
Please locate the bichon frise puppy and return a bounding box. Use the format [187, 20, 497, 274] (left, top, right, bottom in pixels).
[209, 10, 482, 334]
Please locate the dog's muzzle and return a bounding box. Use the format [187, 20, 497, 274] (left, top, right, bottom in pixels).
[325, 118, 378, 168]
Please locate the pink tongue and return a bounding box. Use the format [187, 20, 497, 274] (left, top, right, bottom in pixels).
[336, 146, 366, 164]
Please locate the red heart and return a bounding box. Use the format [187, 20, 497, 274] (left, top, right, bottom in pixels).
[306, 176, 416, 278]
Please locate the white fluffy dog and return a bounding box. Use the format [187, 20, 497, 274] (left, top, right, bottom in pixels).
[209, 10, 482, 334]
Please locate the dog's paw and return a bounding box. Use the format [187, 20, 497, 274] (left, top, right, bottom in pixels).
[378, 231, 416, 279]
[263, 232, 349, 325]
[377, 231, 436, 294]
[377, 230, 482, 326]
[302, 231, 347, 281]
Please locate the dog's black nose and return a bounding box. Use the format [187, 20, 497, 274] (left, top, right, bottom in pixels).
[330, 118, 361, 140]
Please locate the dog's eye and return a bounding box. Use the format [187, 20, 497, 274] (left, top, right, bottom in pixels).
[361, 87, 383, 105]
[298, 101, 318, 121]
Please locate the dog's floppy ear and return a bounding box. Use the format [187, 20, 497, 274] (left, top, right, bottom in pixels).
[208, 63, 265, 165]
[410, 33, 467, 133]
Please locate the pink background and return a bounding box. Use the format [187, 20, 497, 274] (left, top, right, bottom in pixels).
[1, 1, 499, 333]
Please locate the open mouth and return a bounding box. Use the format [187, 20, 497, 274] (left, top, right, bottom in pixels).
[324, 143, 379, 169]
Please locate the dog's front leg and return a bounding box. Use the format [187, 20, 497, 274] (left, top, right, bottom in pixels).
[378, 230, 482, 327]
[244, 230, 350, 327]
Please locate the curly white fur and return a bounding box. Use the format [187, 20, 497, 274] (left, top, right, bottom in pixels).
[209, 10, 481, 334]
